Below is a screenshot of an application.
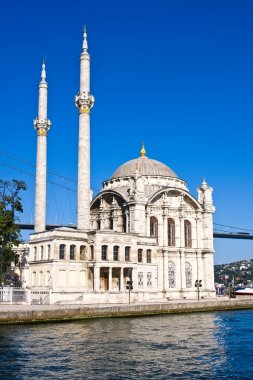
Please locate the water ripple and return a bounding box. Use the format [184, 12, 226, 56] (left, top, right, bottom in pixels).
[0, 310, 253, 379]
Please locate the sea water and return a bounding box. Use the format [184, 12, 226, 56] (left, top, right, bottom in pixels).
[0, 310, 253, 379]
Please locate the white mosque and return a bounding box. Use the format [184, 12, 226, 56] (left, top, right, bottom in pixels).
[18, 29, 216, 304]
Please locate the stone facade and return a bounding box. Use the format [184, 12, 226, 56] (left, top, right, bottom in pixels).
[21, 29, 216, 304]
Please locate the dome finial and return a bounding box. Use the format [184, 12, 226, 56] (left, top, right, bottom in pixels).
[140, 141, 146, 157]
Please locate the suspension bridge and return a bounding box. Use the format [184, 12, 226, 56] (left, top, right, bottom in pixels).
[1, 150, 253, 240]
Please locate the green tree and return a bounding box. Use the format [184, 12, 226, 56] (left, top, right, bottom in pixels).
[0, 179, 27, 284]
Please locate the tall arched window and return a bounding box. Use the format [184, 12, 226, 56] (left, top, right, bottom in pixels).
[113, 246, 119, 261]
[47, 245, 51, 260]
[59, 244, 65, 260]
[40, 246, 44, 260]
[168, 218, 175, 246]
[150, 216, 158, 239]
[184, 220, 192, 248]
[185, 262, 192, 288]
[34, 247, 37, 261]
[146, 249, 152, 263]
[138, 249, 143, 263]
[80, 245, 86, 260]
[70, 245, 76, 260]
[101, 245, 108, 260]
[168, 261, 176, 288]
[125, 246, 130, 262]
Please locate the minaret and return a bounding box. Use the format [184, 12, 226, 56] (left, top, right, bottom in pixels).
[75, 26, 95, 230]
[33, 61, 51, 232]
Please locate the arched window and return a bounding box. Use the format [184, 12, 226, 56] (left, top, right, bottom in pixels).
[70, 245, 76, 260]
[184, 220, 192, 248]
[168, 218, 175, 246]
[47, 245, 51, 260]
[59, 244, 65, 260]
[109, 217, 113, 230]
[125, 246, 130, 262]
[138, 249, 143, 263]
[101, 245, 107, 260]
[80, 245, 86, 260]
[185, 262, 192, 288]
[146, 249, 152, 263]
[34, 247, 37, 261]
[168, 261, 176, 288]
[40, 246, 44, 260]
[113, 246, 119, 261]
[150, 216, 158, 239]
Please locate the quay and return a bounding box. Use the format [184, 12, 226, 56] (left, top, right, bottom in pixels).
[0, 298, 253, 324]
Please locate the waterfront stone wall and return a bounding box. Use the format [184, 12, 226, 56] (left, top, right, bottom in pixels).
[1, 298, 253, 324]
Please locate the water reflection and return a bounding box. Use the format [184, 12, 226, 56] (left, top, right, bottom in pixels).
[0, 311, 252, 379]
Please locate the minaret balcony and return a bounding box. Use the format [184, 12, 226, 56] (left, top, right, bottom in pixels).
[34, 118, 51, 136]
[75, 91, 95, 114]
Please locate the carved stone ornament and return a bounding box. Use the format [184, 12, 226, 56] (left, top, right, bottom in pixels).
[75, 91, 95, 114]
[34, 118, 51, 136]
[37, 128, 47, 136]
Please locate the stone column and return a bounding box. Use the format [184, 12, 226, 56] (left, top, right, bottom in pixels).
[197, 250, 203, 281]
[180, 217, 185, 248]
[34, 62, 51, 232]
[163, 250, 168, 291]
[120, 267, 124, 291]
[163, 215, 168, 247]
[75, 28, 94, 230]
[125, 210, 129, 233]
[109, 267, 112, 291]
[94, 265, 100, 292]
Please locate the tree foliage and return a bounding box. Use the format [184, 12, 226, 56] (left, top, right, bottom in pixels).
[0, 179, 27, 283]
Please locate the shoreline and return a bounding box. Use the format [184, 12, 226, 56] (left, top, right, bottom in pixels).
[1, 297, 253, 324]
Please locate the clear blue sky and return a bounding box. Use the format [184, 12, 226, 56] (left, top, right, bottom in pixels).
[0, 0, 253, 264]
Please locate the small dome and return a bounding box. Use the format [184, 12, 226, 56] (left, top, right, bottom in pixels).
[111, 156, 177, 179]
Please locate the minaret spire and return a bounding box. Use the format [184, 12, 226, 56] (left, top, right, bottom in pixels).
[82, 25, 88, 52]
[33, 60, 51, 232]
[41, 59, 46, 81]
[75, 27, 95, 230]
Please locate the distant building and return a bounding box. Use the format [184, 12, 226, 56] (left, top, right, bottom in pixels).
[18, 29, 216, 304]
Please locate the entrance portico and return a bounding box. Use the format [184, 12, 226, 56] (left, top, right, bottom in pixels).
[92, 265, 133, 292]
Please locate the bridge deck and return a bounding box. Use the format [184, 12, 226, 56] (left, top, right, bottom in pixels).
[18, 224, 253, 240]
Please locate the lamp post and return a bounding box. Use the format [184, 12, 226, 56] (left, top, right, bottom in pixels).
[126, 280, 133, 304]
[195, 279, 202, 301]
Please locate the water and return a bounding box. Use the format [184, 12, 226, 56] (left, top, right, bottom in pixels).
[0, 310, 253, 379]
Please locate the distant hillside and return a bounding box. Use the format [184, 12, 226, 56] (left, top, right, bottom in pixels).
[214, 259, 253, 285]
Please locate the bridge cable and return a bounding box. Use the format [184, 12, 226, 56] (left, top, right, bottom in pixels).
[0, 162, 76, 192]
[0, 150, 101, 192]
[214, 223, 253, 232]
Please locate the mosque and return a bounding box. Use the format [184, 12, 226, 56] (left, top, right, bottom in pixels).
[18, 29, 216, 304]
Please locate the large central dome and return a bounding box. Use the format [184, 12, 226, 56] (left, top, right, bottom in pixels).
[111, 156, 177, 179]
